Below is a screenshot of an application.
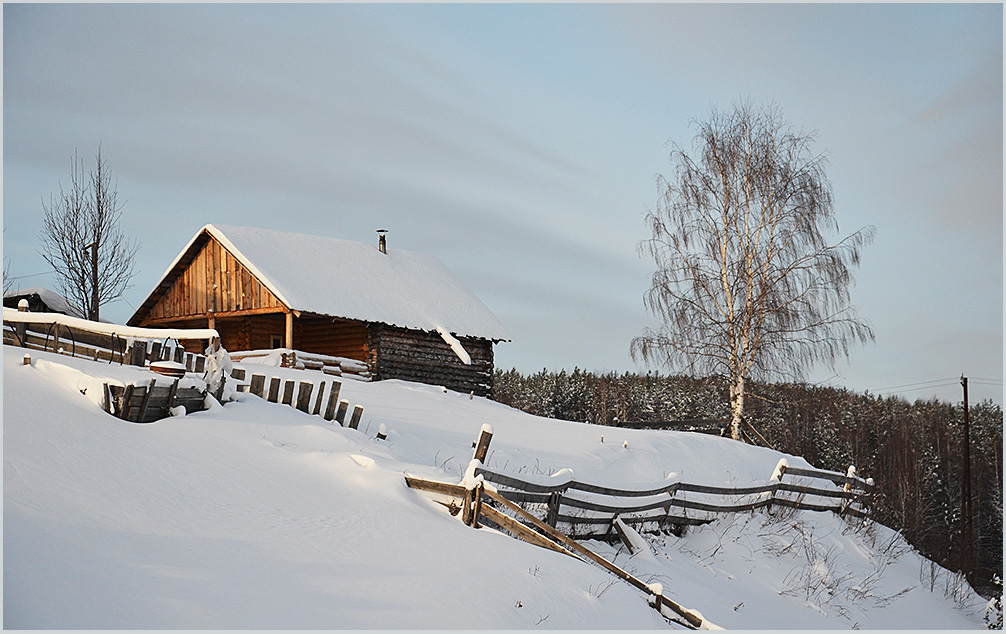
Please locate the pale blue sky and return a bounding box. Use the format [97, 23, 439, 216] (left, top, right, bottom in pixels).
[3, 3, 1002, 404]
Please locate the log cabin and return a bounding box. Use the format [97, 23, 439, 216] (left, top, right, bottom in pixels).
[128, 224, 509, 396]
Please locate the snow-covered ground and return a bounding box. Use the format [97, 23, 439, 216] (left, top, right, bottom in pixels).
[3, 346, 989, 628]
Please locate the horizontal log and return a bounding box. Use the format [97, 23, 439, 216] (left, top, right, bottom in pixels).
[404, 475, 467, 498]
[556, 513, 711, 527]
[784, 466, 874, 489]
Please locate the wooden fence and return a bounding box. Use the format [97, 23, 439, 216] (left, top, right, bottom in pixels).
[473, 460, 872, 540]
[104, 379, 209, 423]
[405, 427, 715, 629]
[405, 428, 875, 628]
[3, 316, 208, 372]
[238, 371, 366, 428]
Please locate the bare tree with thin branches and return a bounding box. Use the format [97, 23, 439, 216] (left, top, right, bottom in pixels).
[631, 102, 874, 441]
[38, 147, 139, 321]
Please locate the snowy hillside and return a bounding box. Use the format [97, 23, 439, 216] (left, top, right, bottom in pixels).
[3, 346, 989, 629]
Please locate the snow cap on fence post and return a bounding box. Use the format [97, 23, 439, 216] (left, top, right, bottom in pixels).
[770, 458, 788, 481]
[17, 299, 28, 311]
[376, 423, 387, 440]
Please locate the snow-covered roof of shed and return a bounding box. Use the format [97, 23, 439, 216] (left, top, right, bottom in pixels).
[4, 287, 85, 319]
[149, 224, 508, 341]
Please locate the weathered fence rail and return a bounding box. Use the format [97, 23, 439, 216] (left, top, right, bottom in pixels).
[473, 459, 872, 539]
[3, 307, 210, 372]
[404, 472, 709, 629]
[404, 427, 731, 629]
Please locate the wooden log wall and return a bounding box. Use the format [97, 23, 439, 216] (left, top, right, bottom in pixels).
[370, 324, 494, 397]
[294, 316, 369, 361]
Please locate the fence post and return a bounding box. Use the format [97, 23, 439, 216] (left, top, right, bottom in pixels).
[312, 381, 326, 415]
[281, 380, 296, 405]
[296, 381, 314, 412]
[128, 342, 146, 367]
[15, 299, 27, 346]
[249, 374, 266, 398]
[348, 404, 364, 429]
[473, 424, 493, 462]
[324, 381, 342, 421]
[266, 377, 281, 402]
[462, 482, 483, 528]
[768, 458, 788, 514]
[335, 399, 350, 425]
[841, 465, 856, 515]
[136, 378, 157, 423]
[546, 490, 562, 528]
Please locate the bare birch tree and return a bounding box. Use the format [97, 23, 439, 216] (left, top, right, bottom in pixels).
[39, 147, 139, 321]
[631, 102, 874, 441]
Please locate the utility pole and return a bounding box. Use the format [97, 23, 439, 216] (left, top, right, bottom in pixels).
[960, 374, 973, 575]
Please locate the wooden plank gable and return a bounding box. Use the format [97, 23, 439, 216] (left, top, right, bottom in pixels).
[138, 234, 286, 325]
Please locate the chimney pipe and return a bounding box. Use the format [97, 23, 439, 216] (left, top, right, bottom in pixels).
[377, 229, 387, 254]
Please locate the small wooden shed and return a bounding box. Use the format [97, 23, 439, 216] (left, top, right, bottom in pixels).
[127, 225, 508, 396]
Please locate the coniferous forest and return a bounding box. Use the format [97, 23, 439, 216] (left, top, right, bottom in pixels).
[493, 368, 1003, 598]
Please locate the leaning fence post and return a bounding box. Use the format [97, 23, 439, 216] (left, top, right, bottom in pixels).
[348, 404, 364, 429]
[324, 381, 342, 421]
[312, 381, 327, 415]
[473, 423, 493, 462]
[335, 399, 350, 425]
[296, 381, 314, 412]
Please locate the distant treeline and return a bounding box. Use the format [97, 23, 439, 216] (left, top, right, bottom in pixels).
[492, 367, 1003, 597]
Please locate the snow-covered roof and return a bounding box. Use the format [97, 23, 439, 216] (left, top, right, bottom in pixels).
[4, 287, 85, 319]
[139, 224, 508, 341]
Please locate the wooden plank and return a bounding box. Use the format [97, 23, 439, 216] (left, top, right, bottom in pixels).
[324, 381, 342, 420]
[281, 380, 296, 405]
[167, 378, 180, 410]
[335, 400, 349, 425]
[312, 381, 326, 416]
[480, 504, 570, 555]
[267, 377, 281, 402]
[473, 426, 493, 462]
[249, 374, 266, 398]
[348, 405, 363, 429]
[613, 516, 643, 555]
[296, 381, 314, 413]
[404, 475, 468, 498]
[475, 467, 570, 494]
[121, 384, 136, 420]
[561, 496, 676, 515]
[481, 487, 702, 629]
[568, 480, 678, 498]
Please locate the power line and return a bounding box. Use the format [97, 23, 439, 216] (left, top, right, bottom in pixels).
[874, 382, 960, 396]
[869, 377, 959, 393]
[7, 271, 51, 281]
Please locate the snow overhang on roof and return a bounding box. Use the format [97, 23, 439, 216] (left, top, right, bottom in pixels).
[134, 224, 509, 342]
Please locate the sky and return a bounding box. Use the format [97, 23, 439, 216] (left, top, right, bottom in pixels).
[3, 3, 1002, 405]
